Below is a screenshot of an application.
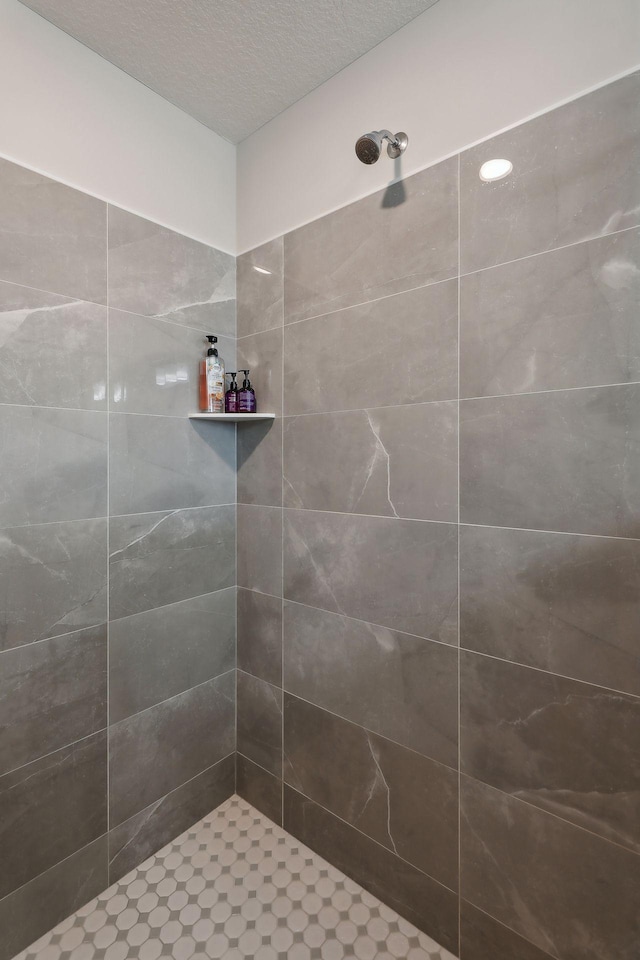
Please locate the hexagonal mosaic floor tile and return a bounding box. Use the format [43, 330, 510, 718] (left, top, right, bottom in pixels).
[15, 795, 458, 960]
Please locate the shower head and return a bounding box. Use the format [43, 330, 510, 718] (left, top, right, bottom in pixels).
[355, 130, 408, 164]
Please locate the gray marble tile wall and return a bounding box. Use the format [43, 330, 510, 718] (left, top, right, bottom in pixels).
[235, 70, 640, 960]
[0, 158, 237, 959]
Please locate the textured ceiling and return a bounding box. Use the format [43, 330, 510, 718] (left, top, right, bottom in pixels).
[18, 0, 439, 143]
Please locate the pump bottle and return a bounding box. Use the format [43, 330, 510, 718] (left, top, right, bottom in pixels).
[238, 369, 257, 413]
[225, 372, 239, 413]
[199, 336, 225, 413]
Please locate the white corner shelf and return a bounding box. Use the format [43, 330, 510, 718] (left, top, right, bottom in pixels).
[189, 412, 276, 422]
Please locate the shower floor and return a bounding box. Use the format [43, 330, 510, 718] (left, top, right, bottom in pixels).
[15, 795, 456, 960]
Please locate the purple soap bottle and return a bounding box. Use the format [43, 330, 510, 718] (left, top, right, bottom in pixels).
[238, 369, 257, 413]
[225, 372, 239, 413]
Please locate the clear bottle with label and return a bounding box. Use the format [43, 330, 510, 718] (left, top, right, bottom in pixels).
[199, 335, 225, 413]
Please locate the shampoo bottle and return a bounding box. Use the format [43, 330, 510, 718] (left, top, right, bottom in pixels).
[225, 372, 239, 414]
[238, 369, 257, 413]
[200, 335, 225, 413]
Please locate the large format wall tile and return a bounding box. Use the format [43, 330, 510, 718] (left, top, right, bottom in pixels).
[0, 731, 107, 899]
[460, 384, 640, 537]
[237, 326, 283, 416]
[0, 518, 107, 652]
[108, 755, 234, 883]
[237, 237, 284, 337]
[460, 903, 555, 960]
[237, 418, 283, 507]
[109, 588, 235, 723]
[237, 504, 282, 596]
[284, 281, 458, 415]
[283, 402, 458, 521]
[237, 670, 283, 777]
[109, 413, 235, 515]
[283, 601, 457, 768]
[460, 525, 640, 696]
[283, 157, 458, 324]
[109, 505, 235, 620]
[460, 71, 640, 274]
[0, 159, 107, 304]
[107, 207, 236, 337]
[0, 282, 107, 409]
[0, 624, 106, 775]
[109, 671, 234, 827]
[460, 651, 640, 853]
[108, 309, 235, 417]
[237, 588, 282, 686]
[460, 229, 640, 398]
[283, 509, 458, 643]
[236, 753, 283, 826]
[284, 696, 458, 889]
[0, 406, 107, 525]
[0, 836, 108, 960]
[460, 776, 640, 960]
[284, 786, 459, 954]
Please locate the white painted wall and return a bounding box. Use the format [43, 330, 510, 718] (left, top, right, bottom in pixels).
[0, 0, 235, 253]
[237, 0, 640, 253]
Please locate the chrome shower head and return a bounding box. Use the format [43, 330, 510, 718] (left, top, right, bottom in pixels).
[355, 130, 408, 164]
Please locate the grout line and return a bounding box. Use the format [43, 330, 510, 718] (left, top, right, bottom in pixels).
[110, 502, 236, 521]
[459, 771, 640, 861]
[241, 271, 459, 333]
[0, 622, 107, 659]
[282, 592, 640, 703]
[277, 375, 640, 420]
[0, 278, 235, 345]
[238, 222, 639, 335]
[459, 901, 561, 960]
[234, 279, 239, 797]
[106, 203, 111, 838]
[278, 505, 640, 544]
[0, 751, 238, 909]
[107, 301, 237, 336]
[109, 668, 236, 729]
[236, 321, 285, 341]
[284, 782, 459, 897]
[0, 364, 638, 423]
[281, 595, 455, 648]
[459, 379, 640, 403]
[281, 504, 456, 526]
[458, 646, 640, 703]
[458, 521, 640, 544]
[457, 222, 640, 281]
[109, 751, 236, 840]
[0, 833, 109, 909]
[105, 585, 236, 627]
[0, 727, 107, 783]
[278, 688, 458, 775]
[0, 274, 108, 312]
[0, 401, 234, 420]
[236, 751, 282, 785]
[456, 148, 462, 952]
[281, 268, 286, 828]
[0, 502, 242, 535]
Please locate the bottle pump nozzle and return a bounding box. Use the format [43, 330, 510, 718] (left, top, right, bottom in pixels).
[206, 335, 218, 356]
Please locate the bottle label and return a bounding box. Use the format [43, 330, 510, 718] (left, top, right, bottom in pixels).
[206, 360, 224, 412]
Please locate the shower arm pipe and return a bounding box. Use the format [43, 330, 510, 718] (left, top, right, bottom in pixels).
[378, 130, 400, 147]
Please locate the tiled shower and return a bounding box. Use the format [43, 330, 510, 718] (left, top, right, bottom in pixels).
[0, 65, 639, 960]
